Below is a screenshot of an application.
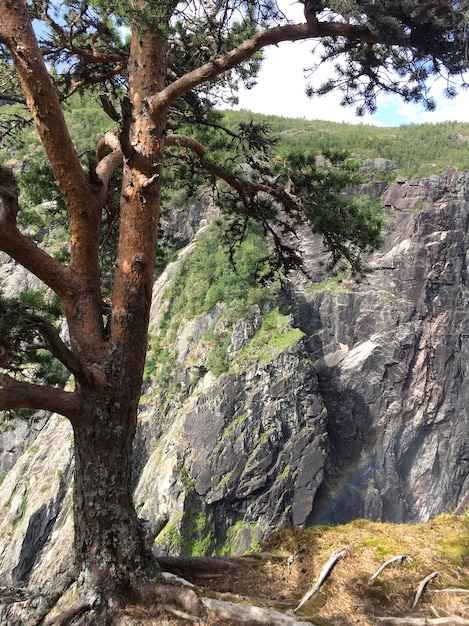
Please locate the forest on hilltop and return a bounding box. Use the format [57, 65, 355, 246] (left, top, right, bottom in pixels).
[2, 93, 469, 180]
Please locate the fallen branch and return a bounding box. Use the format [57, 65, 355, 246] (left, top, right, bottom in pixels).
[429, 588, 469, 594]
[377, 617, 469, 625]
[202, 597, 315, 625]
[369, 555, 412, 583]
[293, 548, 347, 613]
[411, 571, 439, 610]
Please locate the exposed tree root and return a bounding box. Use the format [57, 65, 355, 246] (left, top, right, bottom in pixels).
[202, 597, 315, 625]
[158, 556, 240, 579]
[369, 554, 412, 584]
[153, 583, 203, 615]
[28, 566, 319, 626]
[42, 598, 93, 626]
[294, 547, 347, 613]
[411, 571, 439, 610]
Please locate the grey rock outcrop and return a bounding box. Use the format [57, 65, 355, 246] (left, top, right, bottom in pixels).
[0, 168, 468, 592]
[0, 414, 48, 475]
[135, 344, 327, 555]
[0, 416, 74, 623]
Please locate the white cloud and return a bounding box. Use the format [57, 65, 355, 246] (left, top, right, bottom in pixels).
[233, 1, 469, 127]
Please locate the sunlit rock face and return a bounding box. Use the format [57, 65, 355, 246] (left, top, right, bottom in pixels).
[0, 169, 468, 594]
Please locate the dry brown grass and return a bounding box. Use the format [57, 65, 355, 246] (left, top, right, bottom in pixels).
[121, 513, 469, 625]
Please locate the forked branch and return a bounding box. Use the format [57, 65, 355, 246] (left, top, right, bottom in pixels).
[27, 315, 94, 386]
[95, 131, 124, 199]
[43, 9, 128, 66]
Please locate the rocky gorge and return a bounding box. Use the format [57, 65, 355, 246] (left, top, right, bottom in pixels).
[0, 164, 468, 603]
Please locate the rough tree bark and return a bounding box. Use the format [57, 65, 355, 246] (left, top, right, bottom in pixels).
[67, 26, 168, 595]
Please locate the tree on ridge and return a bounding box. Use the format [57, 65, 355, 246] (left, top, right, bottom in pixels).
[0, 0, 467, 621]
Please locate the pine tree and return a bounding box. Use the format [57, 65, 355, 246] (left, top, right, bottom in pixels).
[0, 0, 467, 622]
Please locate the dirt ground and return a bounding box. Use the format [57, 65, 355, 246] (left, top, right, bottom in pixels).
[125, 514, 469, 625]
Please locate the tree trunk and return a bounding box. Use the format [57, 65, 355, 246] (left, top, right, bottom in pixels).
[67, 30, 168, 599]
[71, 380, 155, 596]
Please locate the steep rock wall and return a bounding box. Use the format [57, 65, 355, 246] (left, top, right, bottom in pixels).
[298, 169, 469, 524]
[135, 344, 327, 556]
[0, 169, 468, 592]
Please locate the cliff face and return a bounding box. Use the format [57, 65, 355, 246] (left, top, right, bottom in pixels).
[0, 169, 468, 595]
[297, 169, 469, 524]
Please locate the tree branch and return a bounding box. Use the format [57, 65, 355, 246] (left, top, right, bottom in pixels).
[0, 166, 74, 297]
[0, 0, 103, 287]
[65, 65, 125, 99]
[27, 315, 94, 387]
[0, 373, 77, 418]
[44, 12, 128, 65]
[0, 0, 109, 354]
[150, 20, 378, 113]
[165, 134, 299, 212]
[165, 133, 304, 270]
[0, 227, 75, 298]
[95, 131, 123, 201]
[0, 93, 25, 104]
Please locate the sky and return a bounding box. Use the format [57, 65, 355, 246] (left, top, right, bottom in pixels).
[233, 3, 469, 127]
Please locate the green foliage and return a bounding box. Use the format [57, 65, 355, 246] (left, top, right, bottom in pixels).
[278, 149, 384, 275]
[233, 308, 304, 367]
[215, 519, 262, 556]
[145, 220, 277, 383]
[222, 112, 469, 179]
[1, 0, 467, 399]
[153, 513, 184, 551]
[18, 162, 70, 263]
[165, 221, 276, 320]
[307, 1, 469, 115]
[62, 96, 115, 156]
[204, 334, 232, 378]
[1, 91, 113, 163]
[180, 503, 214, 557]
[0, 289, 68, 387]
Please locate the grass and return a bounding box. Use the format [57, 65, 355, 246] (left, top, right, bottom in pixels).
[233, 308, 304, 368]
[260, 513, 469, 624]
[143, 512, 468, 624]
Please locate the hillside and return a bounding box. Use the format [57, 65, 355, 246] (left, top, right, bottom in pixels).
[222, 111, 469, 178]
[2, 96, 469, 178]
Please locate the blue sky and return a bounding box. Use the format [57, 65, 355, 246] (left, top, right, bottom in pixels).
[234, 3, 469, 127]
